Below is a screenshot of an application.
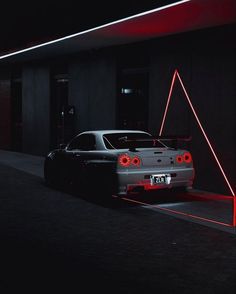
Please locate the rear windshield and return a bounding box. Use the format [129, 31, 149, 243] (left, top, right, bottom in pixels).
[103, 133, 165, 149]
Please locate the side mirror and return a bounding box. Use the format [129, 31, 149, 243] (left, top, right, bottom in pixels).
[59, 143, 67, 149]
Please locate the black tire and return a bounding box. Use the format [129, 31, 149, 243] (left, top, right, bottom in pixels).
[84, 164, 117, 200]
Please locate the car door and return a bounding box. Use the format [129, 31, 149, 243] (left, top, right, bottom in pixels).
[64, 134, 96, 186]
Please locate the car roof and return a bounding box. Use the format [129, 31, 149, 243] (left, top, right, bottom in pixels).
[80, 130, 150, 136]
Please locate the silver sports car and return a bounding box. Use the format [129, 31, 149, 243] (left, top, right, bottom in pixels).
[44, 130, 195, 196]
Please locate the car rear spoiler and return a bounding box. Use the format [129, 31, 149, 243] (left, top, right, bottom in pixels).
[121, 135, 192, 151]
[157, 135, 192, 150]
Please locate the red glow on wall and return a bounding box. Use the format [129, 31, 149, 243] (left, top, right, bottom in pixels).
[233, 197, 236, 227]
[99, 0, 236, 40]
[159, 69, 235, 226]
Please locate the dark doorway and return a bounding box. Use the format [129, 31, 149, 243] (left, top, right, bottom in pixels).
[51, 73, 75, 148]
[11, 78, 22, 151]
[117, 68, 149, 131]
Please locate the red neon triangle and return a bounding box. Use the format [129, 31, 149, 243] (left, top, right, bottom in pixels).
[159, 69, 235, 226]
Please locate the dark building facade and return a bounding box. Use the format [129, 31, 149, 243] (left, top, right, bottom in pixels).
[0, 2, 235, 196]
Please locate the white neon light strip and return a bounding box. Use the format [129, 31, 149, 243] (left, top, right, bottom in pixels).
[0, 0, 191, 60]
[159, 69, 235, 197]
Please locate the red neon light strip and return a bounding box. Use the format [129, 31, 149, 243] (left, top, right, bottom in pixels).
[154, 205, 232, 227]
[159, 69, 235, 226]
[175, 71, 235, 197]
[122, 197, 233, 228]
[159, 70, 235, 197]
[159, 70, 178, 136]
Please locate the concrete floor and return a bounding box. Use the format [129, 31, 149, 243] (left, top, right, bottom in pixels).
[0, 149, 235, 234]
[1, 150, 236, 293]
[121, 190, 235, 234]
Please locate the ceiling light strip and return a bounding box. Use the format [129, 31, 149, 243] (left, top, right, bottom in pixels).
[0, 0, 190, 60]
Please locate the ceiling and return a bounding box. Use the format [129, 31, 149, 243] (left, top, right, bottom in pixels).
[0, 0, 235, 63]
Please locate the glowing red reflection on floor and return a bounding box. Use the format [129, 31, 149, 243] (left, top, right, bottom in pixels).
[121, 196, 233, 228]
[159, 69, 235, 226]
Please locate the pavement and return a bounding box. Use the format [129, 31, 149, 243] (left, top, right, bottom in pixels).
[0, 149, 236, 293]
[0, 149, 235, 234]
[0, 149, 44, 177]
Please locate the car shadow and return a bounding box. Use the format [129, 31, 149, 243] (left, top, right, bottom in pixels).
[125, 188, 204, 205]
[42, 180, 131, 209]
[47, 180, 201, 209]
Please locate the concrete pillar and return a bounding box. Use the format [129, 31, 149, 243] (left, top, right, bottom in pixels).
[0, 79, 11, 149]
[22, 66, 50, 155]
[69, 51, 116, 133]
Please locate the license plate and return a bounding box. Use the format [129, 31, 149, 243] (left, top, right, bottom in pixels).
[150, 174, 171, 186]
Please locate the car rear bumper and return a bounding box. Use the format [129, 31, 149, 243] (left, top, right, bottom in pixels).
[116, 167, 195, 195]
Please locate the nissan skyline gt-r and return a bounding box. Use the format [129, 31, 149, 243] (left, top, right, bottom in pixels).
[44, 130, 195, 196]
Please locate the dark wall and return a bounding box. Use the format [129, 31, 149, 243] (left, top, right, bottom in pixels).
[190, 49, 236, 195]
[22, 66, 50, 155]
[148, 25, 236, 195]
[0, 79, 11, 149]
[3, 24, 235, 195]
[69, 51, 116, 133]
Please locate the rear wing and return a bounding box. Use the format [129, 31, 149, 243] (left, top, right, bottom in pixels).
[157, 135, 192, 150]
[121, 135, 192, 151]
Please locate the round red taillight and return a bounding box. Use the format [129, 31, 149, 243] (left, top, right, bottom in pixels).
[183, 152, 192, 163]
[118, 154, 131, 167]
[176, 155, 184, 163]
[131, 156, 141, 166]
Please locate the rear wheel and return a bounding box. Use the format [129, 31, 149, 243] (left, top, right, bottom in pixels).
[85, 164, 117, 201]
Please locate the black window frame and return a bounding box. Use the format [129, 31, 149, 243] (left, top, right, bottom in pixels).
[103, 132, 165, 150]
[66, 134, 96, 151]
